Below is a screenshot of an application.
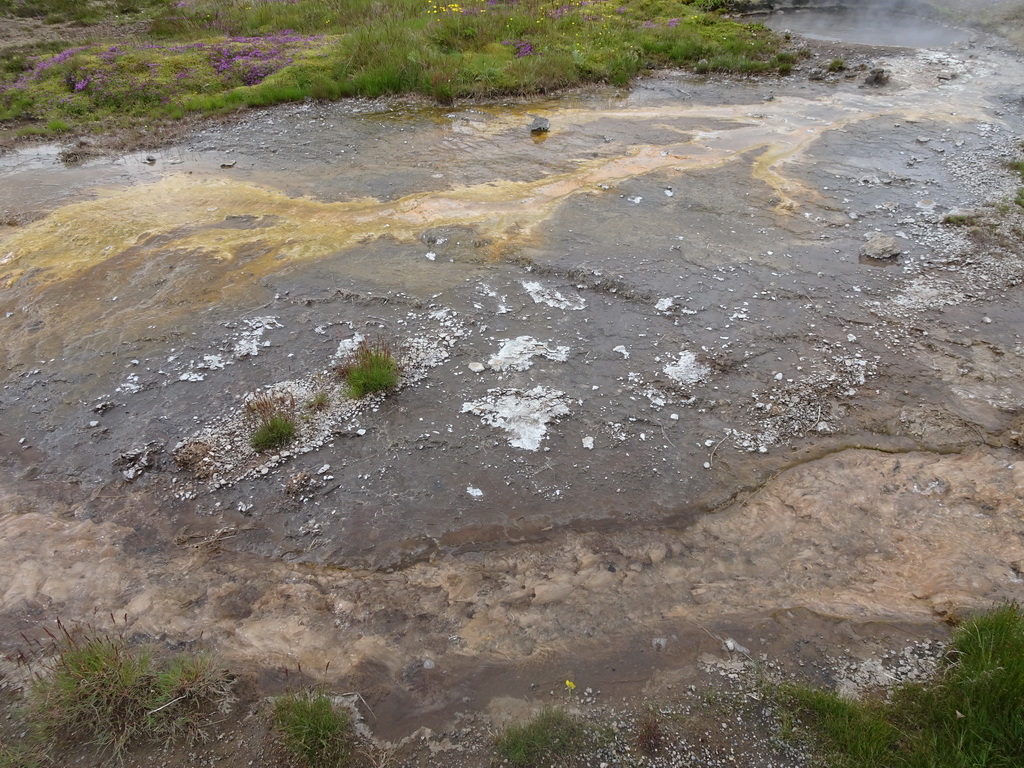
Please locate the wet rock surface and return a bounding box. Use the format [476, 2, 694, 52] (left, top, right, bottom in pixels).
[2, 18, 1024, 761]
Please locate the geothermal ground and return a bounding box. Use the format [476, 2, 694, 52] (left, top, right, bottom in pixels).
[1, 5, 1024, 766]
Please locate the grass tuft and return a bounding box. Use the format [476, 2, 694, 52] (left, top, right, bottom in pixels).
[335, 336, 401, 399]
[493, 708, 589, 767]
[779, 602, 1024, 768]
[943, 213, 978, 226]
[306, 390, 329, 412]
[246, 390, 297, 452]
[18, 616, 233, 760]
[272, 689, 357, 768]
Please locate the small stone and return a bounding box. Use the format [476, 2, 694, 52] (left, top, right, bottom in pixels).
[528, 116, 550, 134]
[468, 362, 485, 372]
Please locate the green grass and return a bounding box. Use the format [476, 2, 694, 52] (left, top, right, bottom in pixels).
[250, 414, 296, 452]
[21, 618, 232, 759]
[0, 0, 790, 136]
[0, 742, 48, 768]
[272, 690, 357, 768]
[1008, 161, 1024, 209]
[943, 213, 978, 226]
[0, 0, 167, 25]
[336, 337, 401, 399]
[779, 603, 1024, 768]
[493, 708, 590, 767]
[828, 58, 845, 72]
[306, 390, 329, 412]
[246, 391, 298, 451]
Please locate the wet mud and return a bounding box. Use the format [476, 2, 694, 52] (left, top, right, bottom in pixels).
[2, 18, 1024, 743]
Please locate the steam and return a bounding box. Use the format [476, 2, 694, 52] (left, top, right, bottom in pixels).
[759, 1, 968, 49]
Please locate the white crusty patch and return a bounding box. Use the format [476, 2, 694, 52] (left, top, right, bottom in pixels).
[664, 349, 710, 386]
[522, 281, 586, 310]
[233, 316, 282, 359]
[462, 386, 571, 450]
[488, 336, 570, 372]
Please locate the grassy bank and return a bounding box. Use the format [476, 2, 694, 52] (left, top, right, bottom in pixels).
[0, 0, 790, 139]
[779, 603, 1024, 768]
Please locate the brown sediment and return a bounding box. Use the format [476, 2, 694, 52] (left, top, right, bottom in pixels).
[1, 446, 1022, 738]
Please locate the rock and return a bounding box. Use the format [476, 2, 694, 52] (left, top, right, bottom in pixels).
[860, 232, 903, 260]
[144, 155, 156, 164]
[865, 68, 890, 87]
[220, 160, 236, 168]
[528, 116, 550, 134]
[114, 442, 163, 481]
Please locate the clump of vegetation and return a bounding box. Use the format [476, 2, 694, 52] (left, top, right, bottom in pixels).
[494, 708, 590, 767]
[779, 602, 1024, 768]
[305, 390, 329, 412]
[1007, 160, 1024, 208]
[16, 616, 233, 760]
[943, 213, 978, 226]
[272, 689, 357, 768]
[335, 337, 401, 399]
[827, 58, 845, 72]
[246, 390, 297, 452]
[1, 0, 792, 136]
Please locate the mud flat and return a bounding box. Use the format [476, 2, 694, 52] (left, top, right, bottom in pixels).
[2, 13, 1024, 764]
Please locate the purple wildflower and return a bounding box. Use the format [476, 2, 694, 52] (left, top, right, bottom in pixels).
[502, 39, 535, 57]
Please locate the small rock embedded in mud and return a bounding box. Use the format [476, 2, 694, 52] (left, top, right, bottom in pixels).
[528, 116, 550, 134]
[115, 442, 163, 481]
[220, 160, 236, 168]
[468, 362, 485, 372]
[144, 155, 156, 164]
[865, 68, 890, 87]
[582, 436, 595, 450]
[860, 232, 903, 260]
[466, 486, 483, 498]
[723, 637, 750, 655]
